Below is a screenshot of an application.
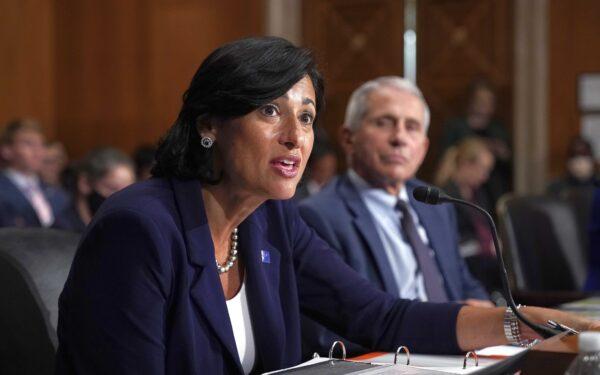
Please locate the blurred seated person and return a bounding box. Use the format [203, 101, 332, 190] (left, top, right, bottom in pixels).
[435, 137, 501, 292]
[0, 119, 69, 228]
[40, 141, 69, 188]
[585, 188, 600, 290]
[442, 79, 511, 206]
[299, 76, 493, 356]
[132, 144, 156, 181]
[547, 136, 597, 196]
[294, 139, 337, 200]
[53, 147, 135, 232]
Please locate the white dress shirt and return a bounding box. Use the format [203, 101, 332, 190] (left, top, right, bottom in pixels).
[5, 169, 54, 226]
[347, 169, 432, 301]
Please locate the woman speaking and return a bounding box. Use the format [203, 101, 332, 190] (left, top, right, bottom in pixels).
[56, 37, 596, 374]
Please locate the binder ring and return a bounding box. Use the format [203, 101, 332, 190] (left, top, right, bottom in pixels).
[393, 346, 410, 365]
[328, 341, 347, 361]
[463, 351, 479, 369]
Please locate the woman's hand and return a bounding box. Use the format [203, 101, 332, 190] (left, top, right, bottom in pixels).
[519, 306, 600, 341]
[456, 305, 600, 352]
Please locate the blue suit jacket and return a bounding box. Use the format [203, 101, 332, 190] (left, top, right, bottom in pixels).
[56, 178, 462, 374]
[299, 174, 488, 300]
[298, 174, 488, 354]
[0, 171, 69, 228]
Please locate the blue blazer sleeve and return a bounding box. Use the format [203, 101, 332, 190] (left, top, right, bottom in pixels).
[56, 208, 172, 374]
[289, 204, 463, 354]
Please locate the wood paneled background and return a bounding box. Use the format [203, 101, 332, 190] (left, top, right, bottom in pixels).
[1, 0, 264, 158]
[549, 0, 600, 177]
[303, 0, 514, 181]
[1, 0, 599, 182]
[416, 0, 513, 179]
[302, 0, 404, 157]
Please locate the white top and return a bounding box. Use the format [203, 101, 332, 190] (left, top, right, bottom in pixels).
[226, 280, 256, 374]
[348, 169, 430, 301]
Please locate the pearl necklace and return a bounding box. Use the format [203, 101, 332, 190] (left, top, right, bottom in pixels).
[216, 227, 239, 274]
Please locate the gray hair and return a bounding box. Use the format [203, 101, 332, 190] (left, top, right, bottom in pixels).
[343, 76, 431, 132]
[82, 147, 134, 183]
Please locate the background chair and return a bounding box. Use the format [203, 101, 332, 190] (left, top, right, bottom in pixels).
[0, 228, 79, 375]
[497, 194, 587, 293]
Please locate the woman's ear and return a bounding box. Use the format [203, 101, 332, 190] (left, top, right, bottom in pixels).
[196, 115, 218, 141]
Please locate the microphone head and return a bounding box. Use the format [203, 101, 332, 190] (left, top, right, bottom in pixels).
[413, 186, 442, 204]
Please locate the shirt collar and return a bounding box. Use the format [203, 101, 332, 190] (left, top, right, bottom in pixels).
[4, 168, 40, 190]
[347, 169, 409, 208]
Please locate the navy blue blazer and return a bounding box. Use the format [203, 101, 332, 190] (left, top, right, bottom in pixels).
[56, 178, 462, 374]
[299, 174, 488, 300]
[0, 171, 69, 228]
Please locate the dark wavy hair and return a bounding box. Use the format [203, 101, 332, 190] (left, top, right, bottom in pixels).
[151, 36, 325, 181]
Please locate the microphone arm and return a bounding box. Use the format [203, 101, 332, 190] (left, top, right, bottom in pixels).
[442, 195, 557, 338]
[413, 186, 558, 339]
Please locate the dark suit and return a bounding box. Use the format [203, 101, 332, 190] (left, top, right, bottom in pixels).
[56, 177, 462, 374]
[298, 173, 488, 355]
[0, 171, 69, 228]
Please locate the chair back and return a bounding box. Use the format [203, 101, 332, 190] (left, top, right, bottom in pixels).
[497, 194, 586, 291]
[0, 228, 79, 375]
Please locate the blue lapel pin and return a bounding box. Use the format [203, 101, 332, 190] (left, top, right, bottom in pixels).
[260, 250, 271, 264]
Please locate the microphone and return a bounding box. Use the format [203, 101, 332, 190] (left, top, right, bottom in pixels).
[413, 186, 558, 339]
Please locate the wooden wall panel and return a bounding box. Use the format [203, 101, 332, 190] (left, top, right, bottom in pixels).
[0, 0, 55, 138]
[416, 0, 514, 180]
[54, 0, 265, 159]
[302, 0, 404, 157]
[549, 0, 600, 177]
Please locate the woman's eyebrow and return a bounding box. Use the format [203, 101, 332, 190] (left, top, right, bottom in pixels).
[303, 98, 316, 108]
[279, 94, 316, 108]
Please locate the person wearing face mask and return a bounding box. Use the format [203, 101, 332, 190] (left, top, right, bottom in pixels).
[547, 136, 597, 196]
[53, 147, 136, 233]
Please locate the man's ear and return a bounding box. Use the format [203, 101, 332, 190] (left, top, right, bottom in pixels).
[339, 126, 354, 156]
[423, 136, 430, 154]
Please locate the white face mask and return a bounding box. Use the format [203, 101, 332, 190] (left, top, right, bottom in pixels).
[567, 156, 595, 181]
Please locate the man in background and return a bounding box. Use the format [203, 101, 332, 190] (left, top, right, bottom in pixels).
[0, 119, 69, 227]
[300, 76, 490, 355]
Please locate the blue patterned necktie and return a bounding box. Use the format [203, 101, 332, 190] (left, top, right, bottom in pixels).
[396, 200, 449, 302]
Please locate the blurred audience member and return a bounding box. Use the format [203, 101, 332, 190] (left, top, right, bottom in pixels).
[132, 144, 156, 181]
[294, 142, 337, 200]
[547, 136, 597, 196]
[40, 141, 69, 187]
[435, 137, 501, 292]
[442, 79, 511, 207]
[54, 147, 135, 232]
[0, 119, 69, 228]
[584, 188, 600, 291]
